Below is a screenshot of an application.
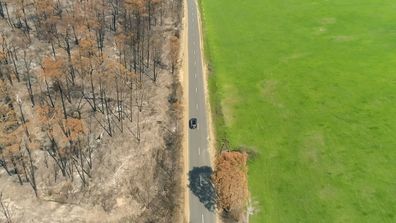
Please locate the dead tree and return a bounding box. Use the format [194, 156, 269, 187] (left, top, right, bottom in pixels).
[24, 139, 38, 197]
[0, 192, 12, 223]
[1, 34, 21, 82]
[22, 49, 35, 106]
[41, 56, 68, 119]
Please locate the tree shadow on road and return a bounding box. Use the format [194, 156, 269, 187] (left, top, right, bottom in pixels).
[188, 166, 216, 212]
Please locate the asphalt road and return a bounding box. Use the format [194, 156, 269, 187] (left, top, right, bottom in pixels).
[187, 0, 216, 222]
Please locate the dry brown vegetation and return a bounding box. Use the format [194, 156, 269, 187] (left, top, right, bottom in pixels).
[213, 151, 249, 222]
[0, 0, 183, 222]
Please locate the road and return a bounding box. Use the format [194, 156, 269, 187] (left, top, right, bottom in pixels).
[187, 0, 216, 222]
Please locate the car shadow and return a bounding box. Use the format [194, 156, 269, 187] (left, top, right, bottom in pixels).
[188, 166, 216, 212]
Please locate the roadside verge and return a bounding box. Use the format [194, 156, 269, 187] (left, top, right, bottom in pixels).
[181, 0, 189, 221]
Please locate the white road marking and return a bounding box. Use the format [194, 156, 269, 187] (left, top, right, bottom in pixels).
[198, 147, 201, 155]
[194, 60, 197, 65]
[194, 49, 196, 55]
[196, 104, 198, 110]
[196, 87, 198, 93]
[202, 214, 204, 223]
[194, 73, 197, 78]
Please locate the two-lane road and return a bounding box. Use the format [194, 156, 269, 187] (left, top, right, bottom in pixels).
[187, 0, 216, 222]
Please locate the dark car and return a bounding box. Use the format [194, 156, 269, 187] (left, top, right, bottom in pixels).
[189, 118, 198, 129]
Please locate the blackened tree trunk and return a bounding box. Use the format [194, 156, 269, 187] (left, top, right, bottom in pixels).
[58, 82, 68, 120]
[8, 51, 20, 82]
[50, 41, 56, 59]
[0, 157, 11, 176]
[115, 75, 122, 125]
[45, 78, 55, 107]
[17, 99, 31, 140]
[10, 156, 23, 185]
[26, 144, 38, 197]
[26, 146, 38, 197]
[23, 50, 35, 106]
[89, 70, 97, 111]
[4, 3, 13, 29]
[99, 79, 105, 113]
[129, 81, 133, 122]
[0, 2, 4, 18]
[104, 91, 112, 137]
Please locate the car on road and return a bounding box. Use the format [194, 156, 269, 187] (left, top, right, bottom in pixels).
[189, 118, 198, 129]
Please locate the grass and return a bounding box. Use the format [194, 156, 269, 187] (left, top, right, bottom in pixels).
[199, 0, 396, 222]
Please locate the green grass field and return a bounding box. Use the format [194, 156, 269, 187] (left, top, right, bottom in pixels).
[200, 0, 396, 222]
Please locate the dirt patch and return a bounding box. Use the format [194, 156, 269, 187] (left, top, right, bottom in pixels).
[318, 184, 337, 201]
[221, 85, 239, 127]
[314, 27, 327, 35]
[259, 79, 283, 108]
[300, 132, 325, 165]
[260, 80, 278, 98]
[320, 17, 337, 25]
[333, 35, 355, 42]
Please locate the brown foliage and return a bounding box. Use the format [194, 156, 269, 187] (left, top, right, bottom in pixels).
[64, 118, 86, 141]
[213, 151, 249, 221]
[0, 50, 5, 61]
[79, 38, 96, 57]
[41, 56, 66, 80]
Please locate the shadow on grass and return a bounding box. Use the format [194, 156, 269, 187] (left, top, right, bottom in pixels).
[188, 166, 216, 212]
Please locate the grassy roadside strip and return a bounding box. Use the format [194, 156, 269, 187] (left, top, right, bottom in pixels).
[198, 2, 250, 220]
[197, 0, 228, 150]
